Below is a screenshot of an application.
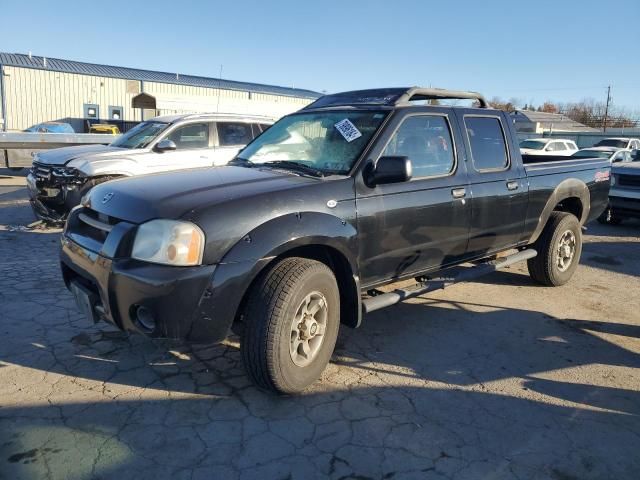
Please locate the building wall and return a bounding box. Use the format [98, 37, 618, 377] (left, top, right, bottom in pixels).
[2, 66, 314, 131]
[3, 66, 142, 131]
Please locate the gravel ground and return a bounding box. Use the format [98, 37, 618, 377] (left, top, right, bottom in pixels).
[1, 171, 639, 480]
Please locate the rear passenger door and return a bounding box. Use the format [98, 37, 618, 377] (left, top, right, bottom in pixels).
[356, 109, 471, 286]
[212, 122, 257, 166]
[455, 112, 528, 257]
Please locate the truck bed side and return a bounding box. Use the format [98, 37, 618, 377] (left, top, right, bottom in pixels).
[521, 158, 611, 244]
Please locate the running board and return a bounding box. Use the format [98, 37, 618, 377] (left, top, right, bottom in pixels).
[362, 249, 537, 314]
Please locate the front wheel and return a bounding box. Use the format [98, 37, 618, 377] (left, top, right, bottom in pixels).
[528, 212, 582, 286]
[241, 257, 340, 394]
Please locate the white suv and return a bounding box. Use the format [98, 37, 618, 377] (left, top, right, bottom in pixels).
[27, 113, 273, 222]
[519, 138, 579, 156]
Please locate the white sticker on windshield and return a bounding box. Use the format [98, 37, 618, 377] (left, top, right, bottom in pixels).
[334, 119, 362, 143]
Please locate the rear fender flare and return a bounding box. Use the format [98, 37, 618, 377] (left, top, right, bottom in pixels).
[529, 178, 590, 244]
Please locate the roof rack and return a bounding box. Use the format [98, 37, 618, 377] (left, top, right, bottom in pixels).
[395, 87, 488, 108]
[303, 87, 489, 110]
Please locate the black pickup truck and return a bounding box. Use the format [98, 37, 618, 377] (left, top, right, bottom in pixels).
[59, 87, 611, 394]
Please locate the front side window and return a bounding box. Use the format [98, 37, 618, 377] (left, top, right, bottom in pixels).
[166, 123, 210, 150]
[382, 115, 455, 178]
[218, 122, 253, 146]
[550, 142, 566, 151]
[237, 111, 388, 174]
[464, 117, 509, 171]
[111, 121, 168, 149]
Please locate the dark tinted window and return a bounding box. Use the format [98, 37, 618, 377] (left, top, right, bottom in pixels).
[166, 123, 210, 149]
[218, 122, 253, 146]
[251, 123, 262, 139]
[464, 117, 508, 171]
[382, 115, 455, 178]
[259, 123, 271, 132]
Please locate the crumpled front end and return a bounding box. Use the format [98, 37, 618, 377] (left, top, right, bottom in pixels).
[27, 162, 90, 223]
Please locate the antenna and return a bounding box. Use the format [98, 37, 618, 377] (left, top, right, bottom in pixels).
[216, 64, 223, 113]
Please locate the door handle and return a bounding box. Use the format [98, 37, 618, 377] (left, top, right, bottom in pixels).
[451, 187, 466, 199]
[506, 181, 519, 191]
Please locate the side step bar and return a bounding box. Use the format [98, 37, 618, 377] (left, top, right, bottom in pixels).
[362, 249, 537, 314]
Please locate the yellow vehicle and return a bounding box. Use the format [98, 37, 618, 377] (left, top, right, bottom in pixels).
[89, 124, 120, 134]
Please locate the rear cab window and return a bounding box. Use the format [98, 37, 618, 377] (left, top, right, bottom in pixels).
[463, 116, 509, 171]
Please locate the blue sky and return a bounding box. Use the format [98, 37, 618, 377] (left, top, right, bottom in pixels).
[2, 0, 639, 111]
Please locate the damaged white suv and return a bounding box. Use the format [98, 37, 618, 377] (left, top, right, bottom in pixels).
[26, 113, 273, 222]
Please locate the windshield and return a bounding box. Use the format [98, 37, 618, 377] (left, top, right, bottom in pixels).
[519, 140, 546, 150]
[595, 139, 627, 148]
[111, 121, 168, 149]
[571, 150, 613, 159]
[236, 111, 389, 174]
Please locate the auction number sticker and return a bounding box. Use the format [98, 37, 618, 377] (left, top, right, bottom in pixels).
[334, 119, 362, 142]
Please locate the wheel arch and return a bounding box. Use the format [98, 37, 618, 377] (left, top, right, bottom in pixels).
[529, 178, 590, 244]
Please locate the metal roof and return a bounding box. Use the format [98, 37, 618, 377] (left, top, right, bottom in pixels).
[511, 110, 598, 132]
[0, 52, 321, 99]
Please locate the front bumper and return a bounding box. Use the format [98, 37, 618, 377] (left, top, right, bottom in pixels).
[59, 219, 232, 343]
[26, 170, 87, 223]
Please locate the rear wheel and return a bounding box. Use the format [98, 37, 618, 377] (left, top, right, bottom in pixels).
[241, 257, 340, 394]
[528, 212, 582, 286]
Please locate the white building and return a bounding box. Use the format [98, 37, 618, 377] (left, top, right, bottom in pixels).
[0, 52, 320, 132]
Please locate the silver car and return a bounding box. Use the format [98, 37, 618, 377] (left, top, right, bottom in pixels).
[26, 113, 273, 222]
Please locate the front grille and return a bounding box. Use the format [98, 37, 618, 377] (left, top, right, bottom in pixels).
[31, 162, 53, 181]
[618, 174, 640, 188]
[74, 208, 122, 244]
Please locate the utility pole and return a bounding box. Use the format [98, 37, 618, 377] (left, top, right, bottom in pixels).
[603, 85, 611, 133]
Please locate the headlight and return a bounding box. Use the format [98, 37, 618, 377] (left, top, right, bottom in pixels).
[132, 220, 205, 266]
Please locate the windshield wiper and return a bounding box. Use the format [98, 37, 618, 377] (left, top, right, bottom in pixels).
[261, 161, 325, 177]
[228, 157, 256, 167]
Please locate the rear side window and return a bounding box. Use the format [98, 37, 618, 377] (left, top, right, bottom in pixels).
[464, 117, 509, 171]
[217, 122, 253, 146]
[382, 115, 455, 178]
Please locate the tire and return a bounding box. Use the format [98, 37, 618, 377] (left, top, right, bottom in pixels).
[597, 206, 622, 225]
[527, 212, 582, 286]
[241, 257, 340, 394]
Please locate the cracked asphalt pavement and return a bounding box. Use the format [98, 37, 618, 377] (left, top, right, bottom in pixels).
[1, 170, 640, 480]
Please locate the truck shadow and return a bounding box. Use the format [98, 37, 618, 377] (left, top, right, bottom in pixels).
[2, 299, 640, 479]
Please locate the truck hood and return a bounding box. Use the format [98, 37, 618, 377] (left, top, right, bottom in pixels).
[35, 144, 137, 166]
[612, 162, 640, 174]
[86, 166, 320, 224]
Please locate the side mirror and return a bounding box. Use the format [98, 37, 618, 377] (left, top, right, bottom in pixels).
[154, 139, 177, 152]
[365, 156, 412, 187]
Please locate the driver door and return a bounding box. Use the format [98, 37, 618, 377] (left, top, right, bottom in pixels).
[356, 109, 471, 287]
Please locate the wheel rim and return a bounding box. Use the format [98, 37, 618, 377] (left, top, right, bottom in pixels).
[289, 291, 328, 367]
[556, 229, 577, 272]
